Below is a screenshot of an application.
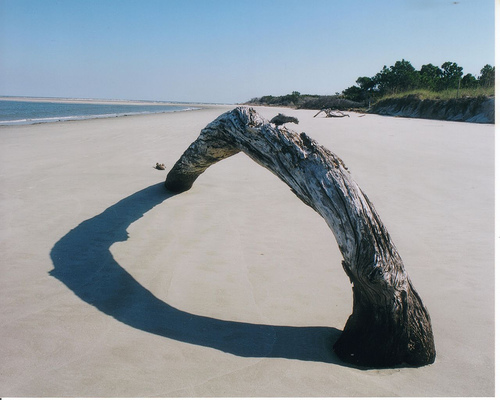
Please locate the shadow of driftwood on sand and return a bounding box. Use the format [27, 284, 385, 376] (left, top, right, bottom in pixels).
[50, 182, 342, 364]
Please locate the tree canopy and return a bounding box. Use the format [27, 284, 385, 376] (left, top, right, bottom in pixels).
[247, 60, 494, 109]
[342, 60, 495, 103]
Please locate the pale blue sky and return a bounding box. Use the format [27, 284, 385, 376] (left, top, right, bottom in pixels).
[0, 0, 495, 103]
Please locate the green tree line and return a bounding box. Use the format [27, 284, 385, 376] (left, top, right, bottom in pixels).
[342, 60, 495, 103]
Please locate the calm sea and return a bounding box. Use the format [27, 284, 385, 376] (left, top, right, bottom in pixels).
[0, 99, 198, 125]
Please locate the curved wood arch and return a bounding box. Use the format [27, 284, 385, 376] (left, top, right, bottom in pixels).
[165, 107, 435, 367]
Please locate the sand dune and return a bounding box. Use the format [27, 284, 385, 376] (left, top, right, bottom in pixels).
[0, 106, 494, 396]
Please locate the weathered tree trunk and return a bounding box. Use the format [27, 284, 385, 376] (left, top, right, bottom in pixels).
[165, 107, 436, 367]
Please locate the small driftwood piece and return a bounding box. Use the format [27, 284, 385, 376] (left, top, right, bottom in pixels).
[270, 113, 299, 127]
[314, 108, 350, 118]
[165, 107, 436, 367]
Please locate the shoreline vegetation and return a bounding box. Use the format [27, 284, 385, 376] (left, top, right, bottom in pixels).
[245, 59, 495, 123]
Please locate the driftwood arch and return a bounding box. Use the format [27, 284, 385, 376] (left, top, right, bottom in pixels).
[165, 107, 435, 367]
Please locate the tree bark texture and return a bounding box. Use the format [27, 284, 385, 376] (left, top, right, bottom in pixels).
[165, 107, 436, 367]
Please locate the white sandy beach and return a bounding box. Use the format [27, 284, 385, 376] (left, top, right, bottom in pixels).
[0, 106, 494, 396]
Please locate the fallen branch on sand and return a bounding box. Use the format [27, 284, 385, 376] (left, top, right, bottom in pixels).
[314, 108, 350, 118]
[164, 107, 436, 368]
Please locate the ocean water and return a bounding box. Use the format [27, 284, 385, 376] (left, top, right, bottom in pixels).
[0, 99, 197, 125]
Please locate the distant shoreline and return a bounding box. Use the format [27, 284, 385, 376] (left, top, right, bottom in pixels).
[0, 97, 215, 126]
[0, 96, 237, 126]
[0, 96, 232, 108]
